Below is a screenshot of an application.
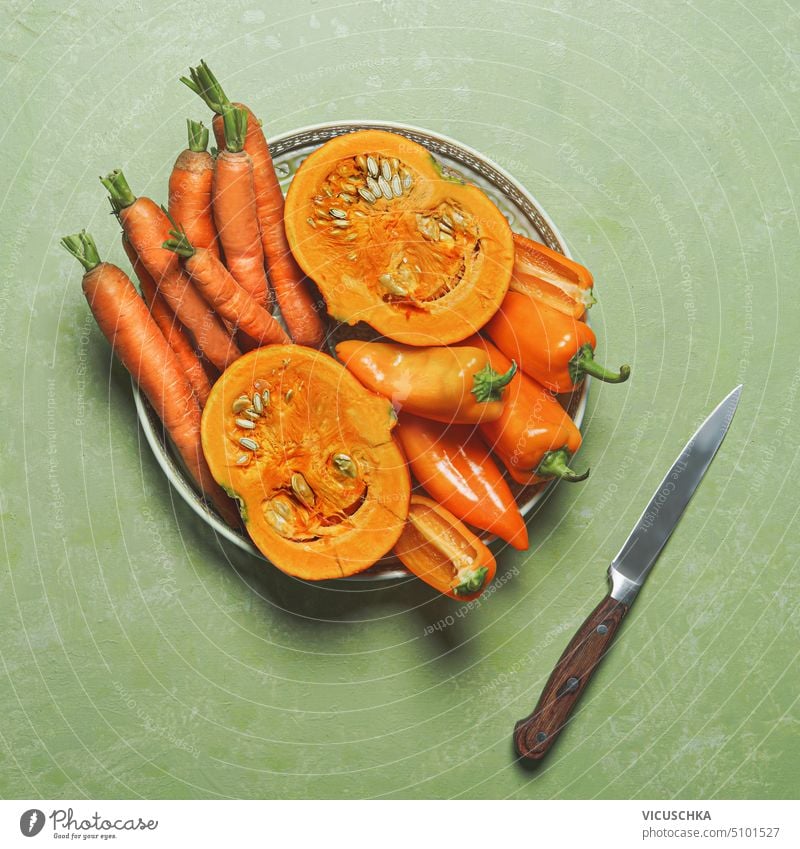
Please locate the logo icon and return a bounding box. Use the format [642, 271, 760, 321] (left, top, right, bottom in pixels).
[19, 809, 45, 837]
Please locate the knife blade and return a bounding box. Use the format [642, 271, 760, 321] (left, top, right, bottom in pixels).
[513, 385, 742, 762]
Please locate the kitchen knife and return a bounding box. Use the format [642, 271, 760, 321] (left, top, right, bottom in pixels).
[513, 385, 742, 761]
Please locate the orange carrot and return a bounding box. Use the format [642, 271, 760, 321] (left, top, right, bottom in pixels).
[164, 229, 290, 347]
[122, 235, 213, 406]
[211, 107, 272, 318]
[62, 231, 239, 528]
[168, 119, 220, 260]
[100, 169, 240, 373]
[182, 61, 326, 347]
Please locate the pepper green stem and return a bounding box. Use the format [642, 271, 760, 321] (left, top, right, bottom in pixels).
[100, 169, 136, 213]
[181, 60, 231, 115]
[187, 119, 209, 153]
[536, 447, 589, 483]
[61, 231, 101, 271]
[569, 343, 630, 386]
[453, 566, 489, 597]
[221, 104, 248, 153]
[471, 360, 518, 403]
[162, 228, 195, 259]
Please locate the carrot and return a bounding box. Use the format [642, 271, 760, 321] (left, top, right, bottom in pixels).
[122, 235, 213, 406]
[100, 169, 240, 373]
[182, 60, 326, 348]
[164, 229, 290, 347]
[168, 119, 220, 260]
[211, 106, 272, 314]
[61, 231, 240, 528]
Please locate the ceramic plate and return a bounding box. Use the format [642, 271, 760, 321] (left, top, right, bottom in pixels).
[132, 120, 589, 579]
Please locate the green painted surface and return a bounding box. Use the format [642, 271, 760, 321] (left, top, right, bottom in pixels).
[1, 0, 798, 800]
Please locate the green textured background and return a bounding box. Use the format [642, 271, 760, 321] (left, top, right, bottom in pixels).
[1, 0, 798, 800]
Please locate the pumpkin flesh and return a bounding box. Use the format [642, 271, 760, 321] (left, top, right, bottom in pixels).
[284, 130, 514, 345]
[201, 346, 410, 579]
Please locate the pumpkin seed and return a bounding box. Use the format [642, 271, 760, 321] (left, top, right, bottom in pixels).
[402, 173, 412, 189]
[345, 233, 357, 241]
[367, 156, 379, 177]
[272, 498, 293, 520]
[356, 154, 367, 172]
[264, 507, 290, 536]
[306, 217, 317, 229]
[366, 176, 381, 197]
[391, 175, 403, 197]
[380, 159, 392, 181]
[236, 454, 249, 465]
[239, 437, 259, 451]
[232, 395, 251, 413]
[252, 392, 263, 414]
[378, 176, 393, 200]
[347, 252, 357, 260]
[358, 187, 376, 204]
[285, 389, 294, 402]
[339, 193, 355, 203]
[316, 209, 329, 220]
[329, 207, 347, 219]
[323, 186, 333, 197]
[235, 417, 255, 430]
[378, 273, 408, 296]
[291, 472, 316, 508]
[243, 408, 260, 421]
[333, 219, 350, 228]
[262, 390, 271, 407]
[333, 453, 357, 478]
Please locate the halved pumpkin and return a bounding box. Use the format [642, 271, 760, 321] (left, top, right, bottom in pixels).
[201, 345, 410, 579]
[284, 129, 514, 345]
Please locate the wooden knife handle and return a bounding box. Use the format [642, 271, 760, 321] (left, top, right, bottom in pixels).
[513, 593, 629, 761]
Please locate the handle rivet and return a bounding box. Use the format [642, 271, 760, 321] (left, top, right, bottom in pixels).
[535, 731, 548, 743]
[596, 624, 608, 635]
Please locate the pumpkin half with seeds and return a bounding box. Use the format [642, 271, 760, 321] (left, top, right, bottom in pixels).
[284, 129, 515, 345]
[201, 345, 411, 579]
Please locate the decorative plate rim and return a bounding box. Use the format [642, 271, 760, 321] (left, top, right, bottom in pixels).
[132, 119, 589, 581]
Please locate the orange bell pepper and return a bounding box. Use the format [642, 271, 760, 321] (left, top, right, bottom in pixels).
[511, 233, 596, 319]
[462, 336, 587, 485]
[396, 412, 529, 550]
[486, 291, 630, 394]
[394, 495, 497, 600]
[336, 339, 516, 424]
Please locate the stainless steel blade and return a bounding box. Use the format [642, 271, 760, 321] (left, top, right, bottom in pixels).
[609, 385, 742, 605]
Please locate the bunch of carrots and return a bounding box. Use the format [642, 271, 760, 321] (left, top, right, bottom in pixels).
[63, 62, 326, 526]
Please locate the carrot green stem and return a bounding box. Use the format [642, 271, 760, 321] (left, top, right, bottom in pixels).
[181, 60, 231, 115]
[569, 343, 631, 386]
[221, 104, 248, 153]
[100, 169, 136, 213]
[537, 448, 589, 483]
[471, 360, 517, 403]
[187, 119, 209, 153]
[61, 231, 101, 271]
[162, 228, 196, 259]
